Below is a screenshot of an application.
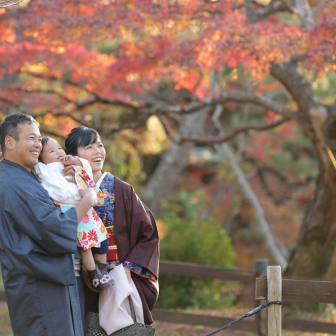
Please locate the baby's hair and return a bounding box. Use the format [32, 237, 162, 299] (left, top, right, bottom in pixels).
[39, 136, 51, 162]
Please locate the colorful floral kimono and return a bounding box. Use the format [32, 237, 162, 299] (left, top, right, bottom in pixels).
[34, 159, 108, 250]
[85, 172, 159, 325]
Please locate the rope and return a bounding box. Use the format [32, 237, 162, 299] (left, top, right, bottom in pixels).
[205, 300, 282, 336]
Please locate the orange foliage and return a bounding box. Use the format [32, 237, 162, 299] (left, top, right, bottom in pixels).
[0, 0, 335, 110]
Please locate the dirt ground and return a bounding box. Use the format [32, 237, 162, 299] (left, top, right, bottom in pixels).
[0, 301, 335, 336]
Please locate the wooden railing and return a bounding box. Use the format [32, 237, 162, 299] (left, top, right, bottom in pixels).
[1, 260, 336, 335]
[152, 260, 336, 335]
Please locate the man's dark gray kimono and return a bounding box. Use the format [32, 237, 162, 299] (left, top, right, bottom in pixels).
[0, 160, 84, 336]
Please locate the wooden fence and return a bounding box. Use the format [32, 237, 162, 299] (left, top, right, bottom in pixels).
[1, 260, 336, 335]
[152, 260, 336, 335]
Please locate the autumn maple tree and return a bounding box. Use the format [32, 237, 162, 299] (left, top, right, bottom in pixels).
[1, 0, 336, 278]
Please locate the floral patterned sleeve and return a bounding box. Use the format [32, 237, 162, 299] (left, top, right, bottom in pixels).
[73, 159, 107, 206]
[123, 261, 157, 281]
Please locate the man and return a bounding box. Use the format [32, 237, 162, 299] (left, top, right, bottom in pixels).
[0, 113, 97, 336]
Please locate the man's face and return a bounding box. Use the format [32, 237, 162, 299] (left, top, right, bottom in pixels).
[6, 122, 42, 170]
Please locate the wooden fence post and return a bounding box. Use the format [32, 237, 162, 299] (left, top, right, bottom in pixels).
[256, 259, 268, 336]
[267, 266, 282, 336]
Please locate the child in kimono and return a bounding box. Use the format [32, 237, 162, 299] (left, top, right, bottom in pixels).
[35, 136, 114, 292]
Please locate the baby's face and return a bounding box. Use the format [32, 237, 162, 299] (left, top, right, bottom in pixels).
[40, 138, 65, 164]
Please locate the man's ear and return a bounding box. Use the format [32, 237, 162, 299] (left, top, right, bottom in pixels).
[4, 135, 15, 151]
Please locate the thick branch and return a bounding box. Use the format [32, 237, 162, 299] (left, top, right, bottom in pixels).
[293, 0, 316, 28]
[153, 92, 297, 119]
[313, 0, 332, 14]
[0, 96, 30, 114]
[99, 117, 150, 135]
[10, 88, 74, 104]
[270, 61, 336, 179]
[13, 72, 297, 119]
[36, 111, 91, 128]
[23, 72, 141, 112]
[161, 116, 290, 145]
[37, 111, 149, 135]
[1, 90, 149, 134]
[245, 0, 289, 23]
[0, 0, 23, 8]
[39, 127, 66, 140]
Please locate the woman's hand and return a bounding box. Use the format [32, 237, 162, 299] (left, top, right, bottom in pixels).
[61, 155, 81, 183]
[63, 155, 82, 167]
[61, 165, 76, 183]
[78, 188, 98, 206]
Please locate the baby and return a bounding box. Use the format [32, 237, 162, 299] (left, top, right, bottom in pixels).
[35, 137, 114, 292]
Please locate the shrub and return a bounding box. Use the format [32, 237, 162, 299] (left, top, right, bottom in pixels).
[156, 190, 236, 309]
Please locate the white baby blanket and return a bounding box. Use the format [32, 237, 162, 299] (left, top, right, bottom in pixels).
[99, 265, 144, 334]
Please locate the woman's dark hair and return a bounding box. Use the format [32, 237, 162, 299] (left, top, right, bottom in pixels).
[65, 126, 100, 155]
[38, 136, 51, 162]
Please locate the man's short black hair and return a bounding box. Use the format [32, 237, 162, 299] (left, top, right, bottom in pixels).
[0, 113, 40, 154]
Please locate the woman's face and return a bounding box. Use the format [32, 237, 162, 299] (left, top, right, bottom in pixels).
[77, 140, 106, 174]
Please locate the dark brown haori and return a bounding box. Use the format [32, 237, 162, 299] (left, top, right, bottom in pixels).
[85, 177, 159, 325]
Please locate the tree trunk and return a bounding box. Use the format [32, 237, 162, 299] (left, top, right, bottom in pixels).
[141, 108, 208, 216]
[270, 62, 336, 278]
[284, 166, 336, 277]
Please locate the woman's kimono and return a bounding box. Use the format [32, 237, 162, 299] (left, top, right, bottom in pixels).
[34, 160, 108, 249]
[0, 159, 83, 336]
[85, 173, 159, 325]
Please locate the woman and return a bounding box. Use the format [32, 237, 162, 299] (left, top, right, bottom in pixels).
[64, 126, 159, 328]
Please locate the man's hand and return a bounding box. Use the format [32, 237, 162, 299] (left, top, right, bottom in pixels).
[62, 166, 75, 183]
[78, 188, 98, 207]
[62, 156, 82, 183]
[75, 188, 98, 223]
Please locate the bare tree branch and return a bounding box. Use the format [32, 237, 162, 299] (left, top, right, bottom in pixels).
[293, 0, 316, 28]
[153, 92, 297, 119]
[11, 72, 297, 120]
[0, 96, 30, 114]
[280, 0, 296, 12]
[23, 72, 142, 112]
[39, 127, 67, 140]
[2, 88, 149, 135]
[244, 0, 290, 23]
[313, 0, 332, 14]
[99, 117, 150, 135]
[158, 115, 179, 144]
[141, 107, 209, 215]
[35, 111, 91, 128]
[163, 116, 290, 145]
[212, 105, 288, 268]
[246, 0, 317, 28]
[10, 87, 74, 104]
[0, 0, 23, 8]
